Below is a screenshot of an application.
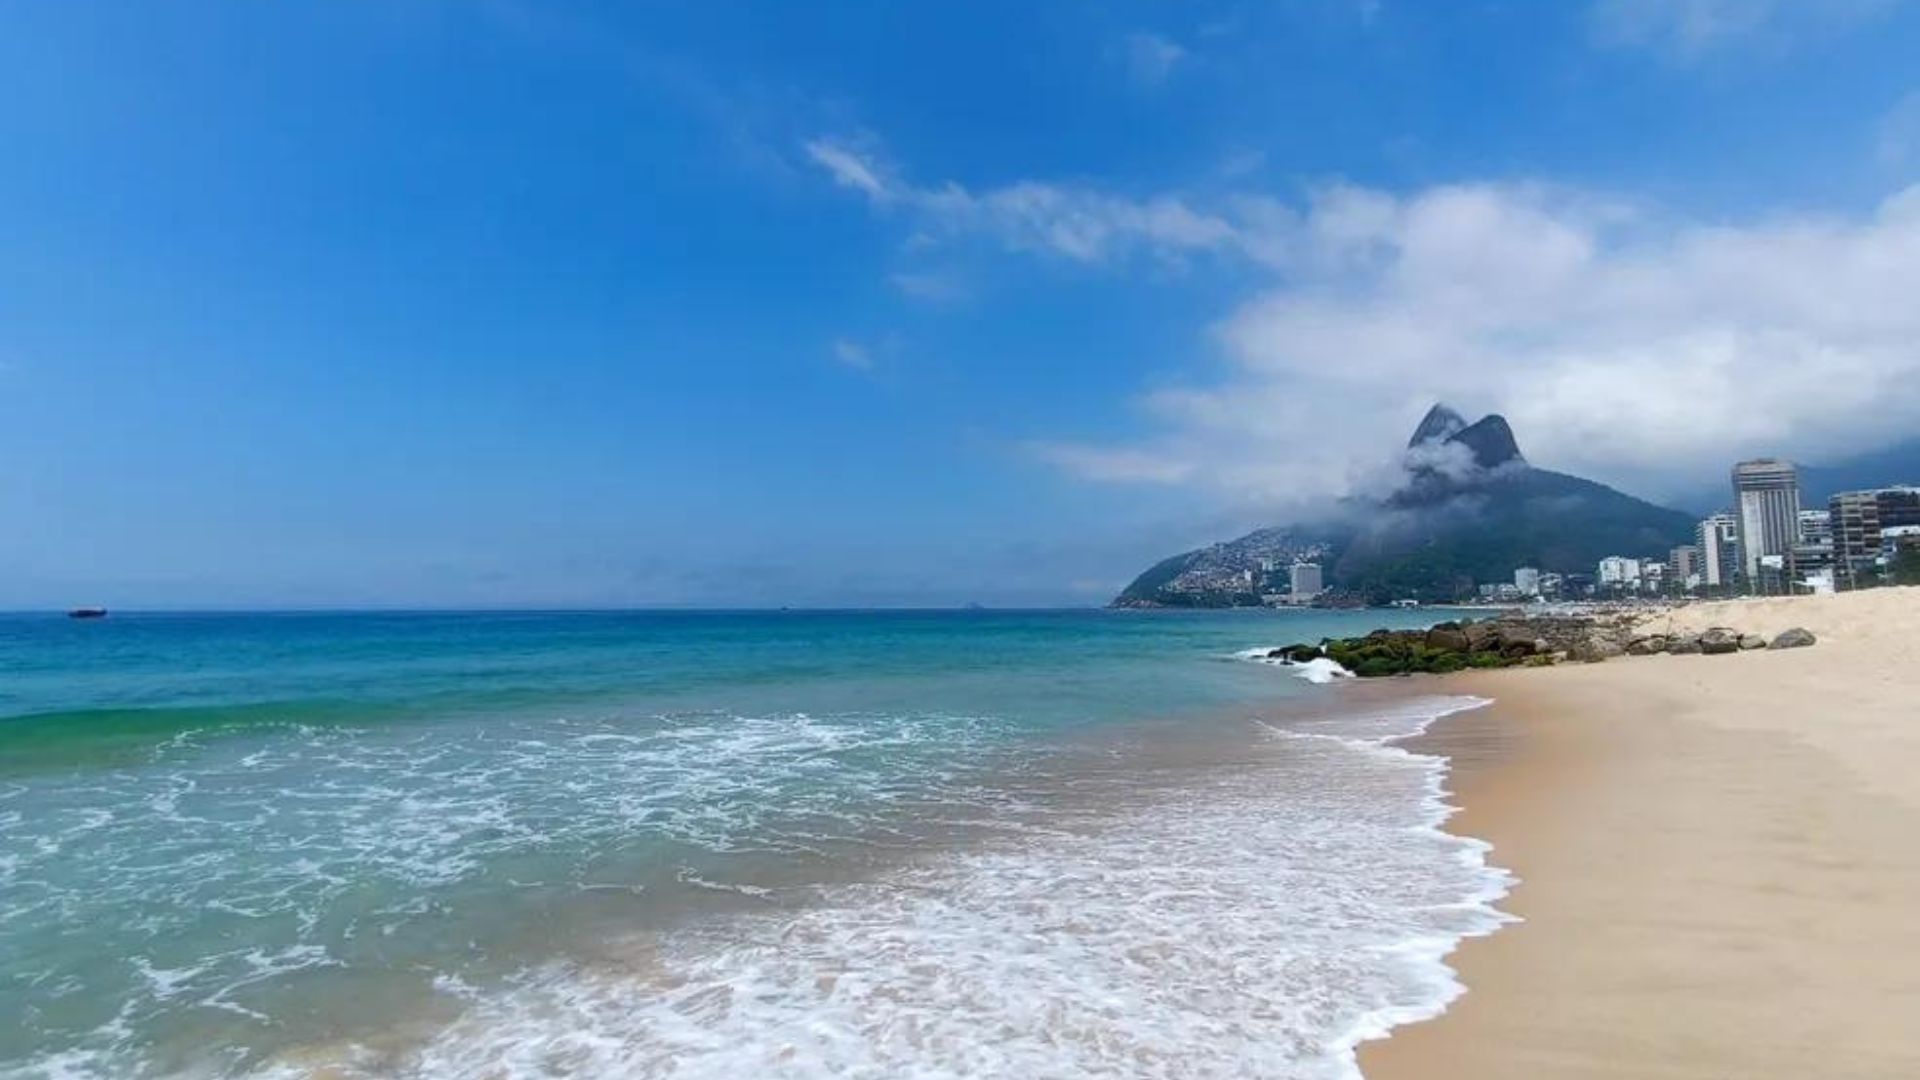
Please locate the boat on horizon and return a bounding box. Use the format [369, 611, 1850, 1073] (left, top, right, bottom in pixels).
[67, 607, 108, 619]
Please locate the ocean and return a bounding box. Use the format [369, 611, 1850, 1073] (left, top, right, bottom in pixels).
[0, 609, 1510, 1079]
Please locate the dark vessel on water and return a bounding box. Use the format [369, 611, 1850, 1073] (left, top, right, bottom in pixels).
[67, 608, 108, 619]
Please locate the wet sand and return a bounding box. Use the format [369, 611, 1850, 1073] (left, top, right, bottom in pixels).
[1365, 588, 1920, 1079]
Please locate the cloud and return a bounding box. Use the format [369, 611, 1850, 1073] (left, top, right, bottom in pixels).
[1877, 90, 1920, 168]
[804, 135, 1268, 267]
[1036, 181, 1920, 503]
[805, 139, 895, 200]
[1590, 0, 1904, 55]
[830, 337, 875, 370]
[889, 269, 970, 304]
[1119, 32, 1186, 87]
[811, 135, 1920, 503]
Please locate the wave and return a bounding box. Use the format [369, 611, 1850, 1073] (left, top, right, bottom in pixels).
[1232, 646, 1355, 684]
[256, 696, 1512, 1080]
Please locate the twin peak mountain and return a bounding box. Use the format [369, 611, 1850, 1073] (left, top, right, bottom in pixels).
[1112, 405, 1694, 607]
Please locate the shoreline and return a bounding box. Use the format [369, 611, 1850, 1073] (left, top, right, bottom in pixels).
[1362, 588, 1920, 1078]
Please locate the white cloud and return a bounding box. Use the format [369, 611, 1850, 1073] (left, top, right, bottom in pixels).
[1591, 0, 1904, 55]
[1037, 182, 1920, 503]
[831, 337, 875, 370]
[804, 135, 1267, 267]
[809, 136, 1920, 502]
[804, 139, 893, 200]
[1877, 90, 1920, 168]
[1119, 32, 1186, 87]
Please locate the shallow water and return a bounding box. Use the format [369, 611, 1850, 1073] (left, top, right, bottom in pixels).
[0, 609, 1506, 1078]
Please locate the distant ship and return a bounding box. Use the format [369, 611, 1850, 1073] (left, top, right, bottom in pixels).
[67, 608, 108, 620]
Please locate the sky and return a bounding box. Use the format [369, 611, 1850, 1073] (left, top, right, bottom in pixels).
[2, 0, 1918, 608]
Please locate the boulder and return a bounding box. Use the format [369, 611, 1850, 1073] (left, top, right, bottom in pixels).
[1463, 621, 1502, 651]
[1770, 627, 1817, 650]
[1496, 625, 1539, 649]
[1425, 625, 1470, 653]
[1570, 639, 1624, 663]
[1698, 627, 1742, 655]
[1668, 635, 1703, 655]
[1269, 643, 1323, 664]
[1625, 635, 1669, 656]
[1739, 634, 1767, 651]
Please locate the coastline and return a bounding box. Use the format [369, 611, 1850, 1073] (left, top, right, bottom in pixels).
[1363, 588, 1920, 1078]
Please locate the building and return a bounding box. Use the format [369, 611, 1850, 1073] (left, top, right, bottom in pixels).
[1669, 545, 1701, 589]
[1638, 559, 1667, 593]
[1697, 513, 1739, 588]
[1877, 486, 1920, 531]
[1829, 490, 1883, 576]
[1883, 524, 1920, 562]
[1536, 572, 1564, 599]
[1513, 567, 1541, 597]
[1830, 487, 1920, 584]
[1731, 459, 1802, 582]
[1597, 555, 1641, 587]
[1289, 562, 1323, 600]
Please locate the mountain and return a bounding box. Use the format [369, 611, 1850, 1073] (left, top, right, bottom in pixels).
[1799, 438, 1920, 503]
[1112, 405, 1699, 606]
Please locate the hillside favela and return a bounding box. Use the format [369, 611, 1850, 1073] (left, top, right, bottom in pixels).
[1115, 404, 1920, 609]
[4, 5, 1920, 1080]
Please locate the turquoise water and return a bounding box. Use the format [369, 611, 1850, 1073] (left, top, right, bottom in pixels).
[0, 609, 1504, 1079]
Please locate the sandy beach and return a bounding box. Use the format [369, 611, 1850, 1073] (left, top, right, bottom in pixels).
[1365, 587, 1920, 1079]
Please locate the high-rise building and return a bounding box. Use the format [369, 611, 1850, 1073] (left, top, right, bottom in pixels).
[1669, 545, 1701, 587]
[1697, 514, 1738, 588]
[1877, 487, 1920, 531]
[1830, 487, 1919, 583]
[1731, 459, 1801, 582]
[1829, 490, 1883, 574]
[1289, 562, 1323, 599]
[1513, 567, 1540, 596]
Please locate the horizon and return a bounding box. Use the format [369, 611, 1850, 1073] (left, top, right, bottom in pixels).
[5, 2, 1918, 608]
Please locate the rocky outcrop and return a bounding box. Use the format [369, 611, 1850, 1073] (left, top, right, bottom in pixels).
[1266, 610, 1818, 678]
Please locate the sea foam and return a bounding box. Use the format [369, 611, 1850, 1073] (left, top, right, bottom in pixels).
[344, 697, 1511, 1080]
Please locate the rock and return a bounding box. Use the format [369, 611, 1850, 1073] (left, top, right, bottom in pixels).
[1425, 625, 1470, 653]
[1270, 643, 1323, 663]
[1667, 635, 1703, 655]
[1698, 627, 1742, 655]
[1494, 626, 1541, 655]
[1625, 635, 1669, 656]
[1770, 627, 1817, 650]
[1739, 634, 1767, 651]
[1570, 639, 1624, 663]
[1463, 621, 1501, 651]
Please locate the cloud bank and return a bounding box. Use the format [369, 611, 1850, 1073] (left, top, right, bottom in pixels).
[807, 140, 1920, 505]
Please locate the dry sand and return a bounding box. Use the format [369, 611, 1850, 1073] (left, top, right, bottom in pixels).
[1363, 587, 1920, 1079]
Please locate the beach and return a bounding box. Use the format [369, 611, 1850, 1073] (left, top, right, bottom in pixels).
[1365, 587, 1920, 1078]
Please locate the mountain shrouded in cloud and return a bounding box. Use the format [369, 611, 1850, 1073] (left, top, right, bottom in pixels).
[1112, 406, 1696, 606]
[808, 141, 1920, 507]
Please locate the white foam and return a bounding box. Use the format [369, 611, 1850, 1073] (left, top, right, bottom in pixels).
[376, 696, 1512, 1080]
[1230, 646, 1354, 683]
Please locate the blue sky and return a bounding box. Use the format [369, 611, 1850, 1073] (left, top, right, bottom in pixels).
[3, 1, 1918, 607]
